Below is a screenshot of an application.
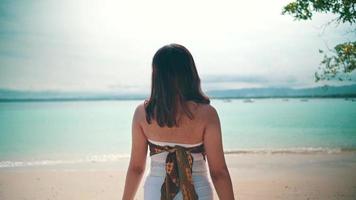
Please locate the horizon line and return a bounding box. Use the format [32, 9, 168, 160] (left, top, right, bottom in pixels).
[0, 83, 356, 93]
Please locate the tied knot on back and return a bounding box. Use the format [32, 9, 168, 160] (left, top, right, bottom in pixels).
[148, 141, 206, 200]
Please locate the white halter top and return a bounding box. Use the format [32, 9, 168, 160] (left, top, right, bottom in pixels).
[144, 139, 214, 200]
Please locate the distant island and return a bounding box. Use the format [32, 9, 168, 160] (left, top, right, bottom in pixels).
[0, 84, 356, 102]
[206, 84, 356, 99]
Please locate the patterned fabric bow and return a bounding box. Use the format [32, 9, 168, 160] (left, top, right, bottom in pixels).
[148, 141, 206, 200]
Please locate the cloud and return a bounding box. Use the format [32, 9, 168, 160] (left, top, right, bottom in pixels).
[200, 73, 303, 90]
[202, 74, 269, 84]
[0, 0, 353, 92]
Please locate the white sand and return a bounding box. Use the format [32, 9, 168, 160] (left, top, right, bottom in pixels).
[1, 153, 356, 200]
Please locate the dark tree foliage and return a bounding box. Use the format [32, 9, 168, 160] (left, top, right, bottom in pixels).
[282, 0, 356, 82]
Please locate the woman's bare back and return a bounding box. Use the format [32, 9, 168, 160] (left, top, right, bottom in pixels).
[139, 100, 210, 144]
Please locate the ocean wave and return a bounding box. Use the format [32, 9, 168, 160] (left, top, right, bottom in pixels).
[0, 154, 130, 168]
[224, 147, 356, 155]
[1, 148, 355, 168]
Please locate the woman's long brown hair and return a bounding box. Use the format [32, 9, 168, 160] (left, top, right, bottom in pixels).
[145, 43, 210, 127]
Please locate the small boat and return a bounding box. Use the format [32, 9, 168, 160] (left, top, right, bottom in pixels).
[300, 99, 308, 102]
[345, 98, 356, 102]
[222, 99, 232, 103]
[243, 98, 254, 103]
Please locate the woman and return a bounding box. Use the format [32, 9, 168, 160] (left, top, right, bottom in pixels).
[122, 44, 235, 200]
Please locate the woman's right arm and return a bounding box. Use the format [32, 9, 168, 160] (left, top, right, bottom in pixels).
[203, 105, 235, 199]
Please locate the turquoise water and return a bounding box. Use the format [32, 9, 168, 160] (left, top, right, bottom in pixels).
[0, 98, 356, 167]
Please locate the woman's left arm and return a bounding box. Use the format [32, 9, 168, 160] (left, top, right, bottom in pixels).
[122, 104, 148, 200]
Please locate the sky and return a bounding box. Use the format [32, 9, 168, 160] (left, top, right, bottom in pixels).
[0, 0, 354, 94]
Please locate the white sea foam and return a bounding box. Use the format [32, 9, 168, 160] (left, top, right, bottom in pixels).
[224, 147, 356, 155]
[1, 148, 355, 169]
[0, 154, 130, 168]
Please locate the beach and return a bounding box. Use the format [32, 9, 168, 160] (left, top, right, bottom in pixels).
[1, 99, 356, 199]
[1, 0, 356, 198]
[1, 153, 356, 200]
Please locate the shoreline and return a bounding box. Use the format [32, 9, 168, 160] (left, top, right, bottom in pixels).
[1, 149, 356, 169]
[1, 153, 356, 199]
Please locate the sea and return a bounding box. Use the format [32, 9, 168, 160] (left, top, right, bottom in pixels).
[0, 98, 356, 168]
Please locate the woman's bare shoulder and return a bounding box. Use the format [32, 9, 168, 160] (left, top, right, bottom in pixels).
[195, 103, 219, 122]
[133, 101, 147, 122]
